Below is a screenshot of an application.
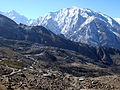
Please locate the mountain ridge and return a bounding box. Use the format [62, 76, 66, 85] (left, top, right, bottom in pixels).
[31, 7, 120, 49]
[0, 10, 29, 25]
[0, 14, 120, 66]
[114, 18, 120, 24]
[0, 7, 120, 49]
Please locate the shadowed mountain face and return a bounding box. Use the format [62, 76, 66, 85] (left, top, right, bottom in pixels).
[0, 14, 80, 53]
[0, 14, 120, 66]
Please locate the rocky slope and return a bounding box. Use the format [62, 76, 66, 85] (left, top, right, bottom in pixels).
[0, 44, 120, 90]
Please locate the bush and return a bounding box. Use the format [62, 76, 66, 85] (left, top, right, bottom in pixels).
[0, 60, 25, 69]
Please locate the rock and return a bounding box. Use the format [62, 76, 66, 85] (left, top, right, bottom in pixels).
[91, 80, 98, 84]
[79, 77, 85, 81]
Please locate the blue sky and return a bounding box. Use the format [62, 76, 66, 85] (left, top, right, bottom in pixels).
[0, 0, 119, 19]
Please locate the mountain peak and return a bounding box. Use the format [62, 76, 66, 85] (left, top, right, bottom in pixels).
[7, 10, 17, 13]
[0, 10, 29, 25]
[68, 6, 79, 9]
[64, 7, 94, 13]
[31, 7, 120, 49]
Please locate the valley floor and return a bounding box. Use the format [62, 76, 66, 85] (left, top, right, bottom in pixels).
[0, 43, 120, 90]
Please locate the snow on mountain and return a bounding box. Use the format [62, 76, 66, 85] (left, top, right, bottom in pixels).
[0, 7, 120, 49]
[31, 7, 120, 49]
[114, 18, 120, 24]
[0, 10, 29, 25]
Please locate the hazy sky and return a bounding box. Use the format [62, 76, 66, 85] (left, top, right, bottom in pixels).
[0, 0, 119, 19]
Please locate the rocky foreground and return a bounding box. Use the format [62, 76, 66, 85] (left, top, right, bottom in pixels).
[0, 67, 120, 90]
[0, 46, 120, 90]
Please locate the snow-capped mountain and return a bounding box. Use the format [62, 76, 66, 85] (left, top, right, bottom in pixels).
[31, 7, 120, 49]
[0, 7, 120, 49]
[114, 18, 120, 24]
[0, 10, 29, 25]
